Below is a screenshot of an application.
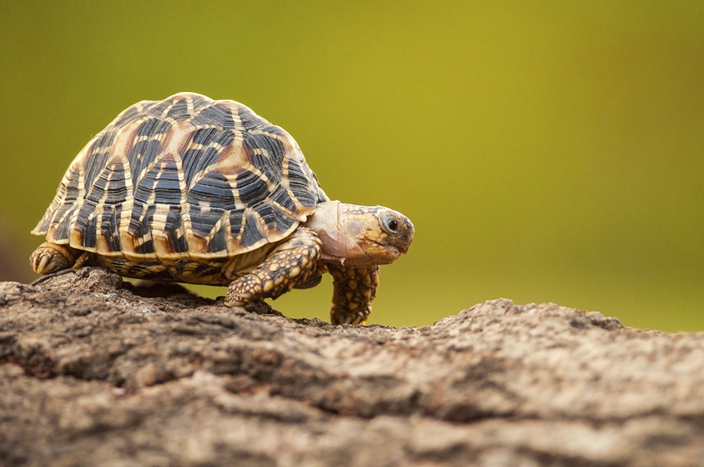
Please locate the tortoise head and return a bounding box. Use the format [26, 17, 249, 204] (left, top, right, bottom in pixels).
[304, 201, 414, 268]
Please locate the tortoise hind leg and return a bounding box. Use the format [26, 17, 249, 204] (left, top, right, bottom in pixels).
[30, 242, 89, 274]
[327, 264, 380, 325]
[226, 227, 322, 306]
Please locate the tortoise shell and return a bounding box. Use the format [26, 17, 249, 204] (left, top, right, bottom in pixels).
[33, 93, 329, 268]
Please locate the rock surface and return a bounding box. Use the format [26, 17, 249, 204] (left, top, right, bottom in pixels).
[1, 268, 703, 467]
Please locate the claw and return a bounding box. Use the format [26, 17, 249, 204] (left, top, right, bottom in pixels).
[226, 276, 258, 306]
[35, 254, 50, 274]
[225, 294, 249, 307]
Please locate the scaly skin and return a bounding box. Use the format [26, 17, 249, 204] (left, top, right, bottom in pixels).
[328, 263, 379, 325]
[226, 227, 322, 305]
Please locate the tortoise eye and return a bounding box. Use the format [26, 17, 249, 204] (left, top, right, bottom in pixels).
[382, 216, 399, 234]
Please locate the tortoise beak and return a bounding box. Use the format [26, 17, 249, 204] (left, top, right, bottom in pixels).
[398, 219, 414, 254]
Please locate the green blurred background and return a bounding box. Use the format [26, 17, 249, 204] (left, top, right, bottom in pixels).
[1, 1, 702, 331]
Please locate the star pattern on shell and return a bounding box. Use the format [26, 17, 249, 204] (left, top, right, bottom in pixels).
[33, 93, 329, 264]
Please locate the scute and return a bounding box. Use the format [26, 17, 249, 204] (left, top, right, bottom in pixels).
[187, 172, 237, 211]
[191, 103, 236, 129]
[235, 169, 270, 206]
[32, 92, 328, 261]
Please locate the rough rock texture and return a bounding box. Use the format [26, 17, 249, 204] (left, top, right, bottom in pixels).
[1, 268, 704, 467]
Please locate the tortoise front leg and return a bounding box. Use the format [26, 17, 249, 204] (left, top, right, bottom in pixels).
[30, 242, 90, 274]
[327, 264, 380, 325]
[226, 227, 322, 306]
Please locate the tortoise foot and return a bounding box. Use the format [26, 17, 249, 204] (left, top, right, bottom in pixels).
[30, 242, 79, 274]
[226, 275, 263, 306]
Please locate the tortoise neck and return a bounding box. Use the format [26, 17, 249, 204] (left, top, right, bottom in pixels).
[303, 201, 366, 266]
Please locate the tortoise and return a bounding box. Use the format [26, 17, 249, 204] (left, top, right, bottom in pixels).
[29, 92, 414, 325]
